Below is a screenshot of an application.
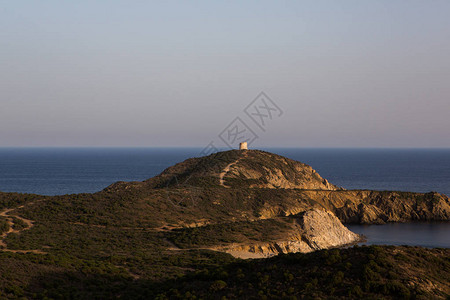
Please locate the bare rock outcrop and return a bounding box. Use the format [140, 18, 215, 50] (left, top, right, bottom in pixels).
[221, 151, 341, 190]
[216, 209, 362, 259]
[332, 191, 450, 224]
[299, 209, 361, 249]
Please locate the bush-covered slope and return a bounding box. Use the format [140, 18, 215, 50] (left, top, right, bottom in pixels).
[0, 246, 447, 299]
[152, 245, 450, 300]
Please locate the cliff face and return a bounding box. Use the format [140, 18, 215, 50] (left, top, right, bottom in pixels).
[221, 150, 340, 190]
[214, 209, 362, 259]
[319, 190, 450, 224]
[242, 190, 450, 225]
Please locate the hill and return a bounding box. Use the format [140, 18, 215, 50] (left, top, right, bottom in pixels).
[0, 149, 449, 298]
[144, 150, 340, 190]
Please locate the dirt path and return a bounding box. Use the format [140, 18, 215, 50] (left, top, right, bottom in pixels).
[219, 152, 247, 188]
[0, 203, 46, 254]
[0, 208, 23, 248]
[153, 224, 183, 232]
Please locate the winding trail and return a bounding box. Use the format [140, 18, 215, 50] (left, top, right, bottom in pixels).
[0, 203, 46, 254]
[219, 152, 247, 188]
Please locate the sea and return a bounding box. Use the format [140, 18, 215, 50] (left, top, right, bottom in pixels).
[0, 147, 449, 247]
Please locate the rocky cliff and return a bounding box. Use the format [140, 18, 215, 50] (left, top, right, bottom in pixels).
[216, 209, 362, 258]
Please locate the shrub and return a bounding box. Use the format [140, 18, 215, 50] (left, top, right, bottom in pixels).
[349, 285, 363, 297]
[210, 280, 227, 292]
[0, 218, 10, 234]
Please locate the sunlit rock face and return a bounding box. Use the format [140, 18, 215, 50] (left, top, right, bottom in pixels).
[215, 209, 362, 259]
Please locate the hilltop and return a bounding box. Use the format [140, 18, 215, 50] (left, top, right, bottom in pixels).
[145, 150, 340, 190]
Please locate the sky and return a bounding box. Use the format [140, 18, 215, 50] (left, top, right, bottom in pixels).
[1, 1, 449, 148]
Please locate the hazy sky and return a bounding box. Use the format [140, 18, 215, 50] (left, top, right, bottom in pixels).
[1, 1, 449, 147]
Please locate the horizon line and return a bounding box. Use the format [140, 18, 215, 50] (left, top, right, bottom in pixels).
[1, 146, 450, 150]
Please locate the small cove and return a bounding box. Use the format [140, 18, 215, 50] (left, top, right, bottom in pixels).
[347, 222, 450, 248]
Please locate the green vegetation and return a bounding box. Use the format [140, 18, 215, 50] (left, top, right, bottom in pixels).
[165, 218, 293, 248]
[0, 245, 447, 299]
[0, 192, 41, 210]
[11, 217, 27, 230]
[0, 217, 9, 235]
[151, 246, 450, 299]
[0, 150, 449, 298]
[0, 188, 448, 299]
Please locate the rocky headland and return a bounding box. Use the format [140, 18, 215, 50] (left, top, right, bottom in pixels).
[101, 149, 449, 258]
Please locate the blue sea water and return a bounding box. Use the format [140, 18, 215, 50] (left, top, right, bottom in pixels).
[267, 148, 450, 197]
[0, 147, 449, 196]
[0, 147, 449, 248]
[347, 222, 450, 248]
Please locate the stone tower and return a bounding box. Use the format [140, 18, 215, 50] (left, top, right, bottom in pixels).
[239, 142, 248, 150]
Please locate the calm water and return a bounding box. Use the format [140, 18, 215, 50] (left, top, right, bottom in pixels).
[347, 223, 450, 248]
[0, 148, 201, 195]
[267, 148, 450, 197]
[0, 147, 449, 247]
[1, 147, 449, 196]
